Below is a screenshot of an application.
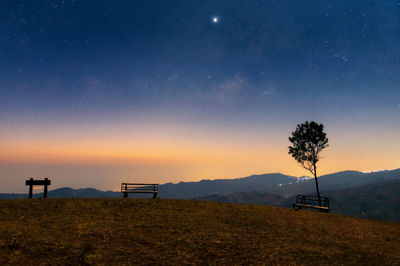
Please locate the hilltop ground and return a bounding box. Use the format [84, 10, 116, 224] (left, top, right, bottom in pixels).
[1, 199, 400, 265]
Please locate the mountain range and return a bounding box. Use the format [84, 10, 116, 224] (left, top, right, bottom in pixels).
[1, 169, 399, 221]
[159, 169, 400, 199]
[0, 188, 121, 199]
[158, 173, 310, 199]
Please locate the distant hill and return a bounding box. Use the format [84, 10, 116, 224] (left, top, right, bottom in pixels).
[159, 169, 400, 199]
[326, 179, 400, 222]
[48, 187, 121, 198]
[1, 169, 399, 200]
[268, 169, 400, 197]
[159, 173, 310, 199]
[0, 173, 307, 199]
[198, 179, 400, 222]
[0, 187, 121, 199]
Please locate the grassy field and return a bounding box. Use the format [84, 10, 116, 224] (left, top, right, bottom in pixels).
[1, 199, 400, 265]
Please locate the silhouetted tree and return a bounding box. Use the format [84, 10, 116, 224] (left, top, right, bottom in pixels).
[288, 121, 329, 205]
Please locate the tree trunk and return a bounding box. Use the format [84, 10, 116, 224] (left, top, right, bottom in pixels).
[314, 164, 322, 208]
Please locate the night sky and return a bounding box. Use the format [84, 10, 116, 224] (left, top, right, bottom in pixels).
[1, 1, 400, 192]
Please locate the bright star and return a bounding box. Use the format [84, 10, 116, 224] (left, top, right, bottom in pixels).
[212, 16, 219, 23]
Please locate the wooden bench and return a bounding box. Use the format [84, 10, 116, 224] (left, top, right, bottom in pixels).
[292, 195, 330, 213]
[121, 183, 159, 199]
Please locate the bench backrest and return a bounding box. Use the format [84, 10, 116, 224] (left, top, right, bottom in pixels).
[121, 183, 158, 193]
[296, 195, 330, 207]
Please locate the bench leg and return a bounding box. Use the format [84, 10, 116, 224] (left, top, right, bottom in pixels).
[123, 192, 128, 198]
[153, 192, 158, 199]
[293, 204, 302, 210]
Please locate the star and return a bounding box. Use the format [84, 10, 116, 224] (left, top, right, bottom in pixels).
[211, 16, 219, 23]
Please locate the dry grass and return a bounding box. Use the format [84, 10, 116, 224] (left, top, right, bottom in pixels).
[0, 198, 400, 265]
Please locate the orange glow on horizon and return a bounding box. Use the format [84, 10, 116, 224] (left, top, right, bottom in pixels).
[1, 121, 399, 192]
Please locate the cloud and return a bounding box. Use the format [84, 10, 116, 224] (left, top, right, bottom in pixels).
[214, 76, 246, 104]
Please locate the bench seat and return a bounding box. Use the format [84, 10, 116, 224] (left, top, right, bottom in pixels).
[293, 203, 330, 211]
[293, 195, 330, 213]
[121, 183, 159, 198]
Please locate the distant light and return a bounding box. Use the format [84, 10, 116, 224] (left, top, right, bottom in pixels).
[362, 169, 391, 173]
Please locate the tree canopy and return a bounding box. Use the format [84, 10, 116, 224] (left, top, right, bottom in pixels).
[288, 121, 328, 204]
[288, 121, 328, 177]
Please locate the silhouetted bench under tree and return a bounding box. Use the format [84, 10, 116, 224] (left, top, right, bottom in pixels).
[292, 195, 330, 212]
[121, 183, 159, 199]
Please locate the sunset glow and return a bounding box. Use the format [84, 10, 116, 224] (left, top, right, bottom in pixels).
[1, 117, 400, 193]
[1, 1, 399, 193]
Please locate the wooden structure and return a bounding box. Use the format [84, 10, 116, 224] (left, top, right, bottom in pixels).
[292, 195, 330, 212]
[25, 178, 51, 199]
[121, 183, 159, 199]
